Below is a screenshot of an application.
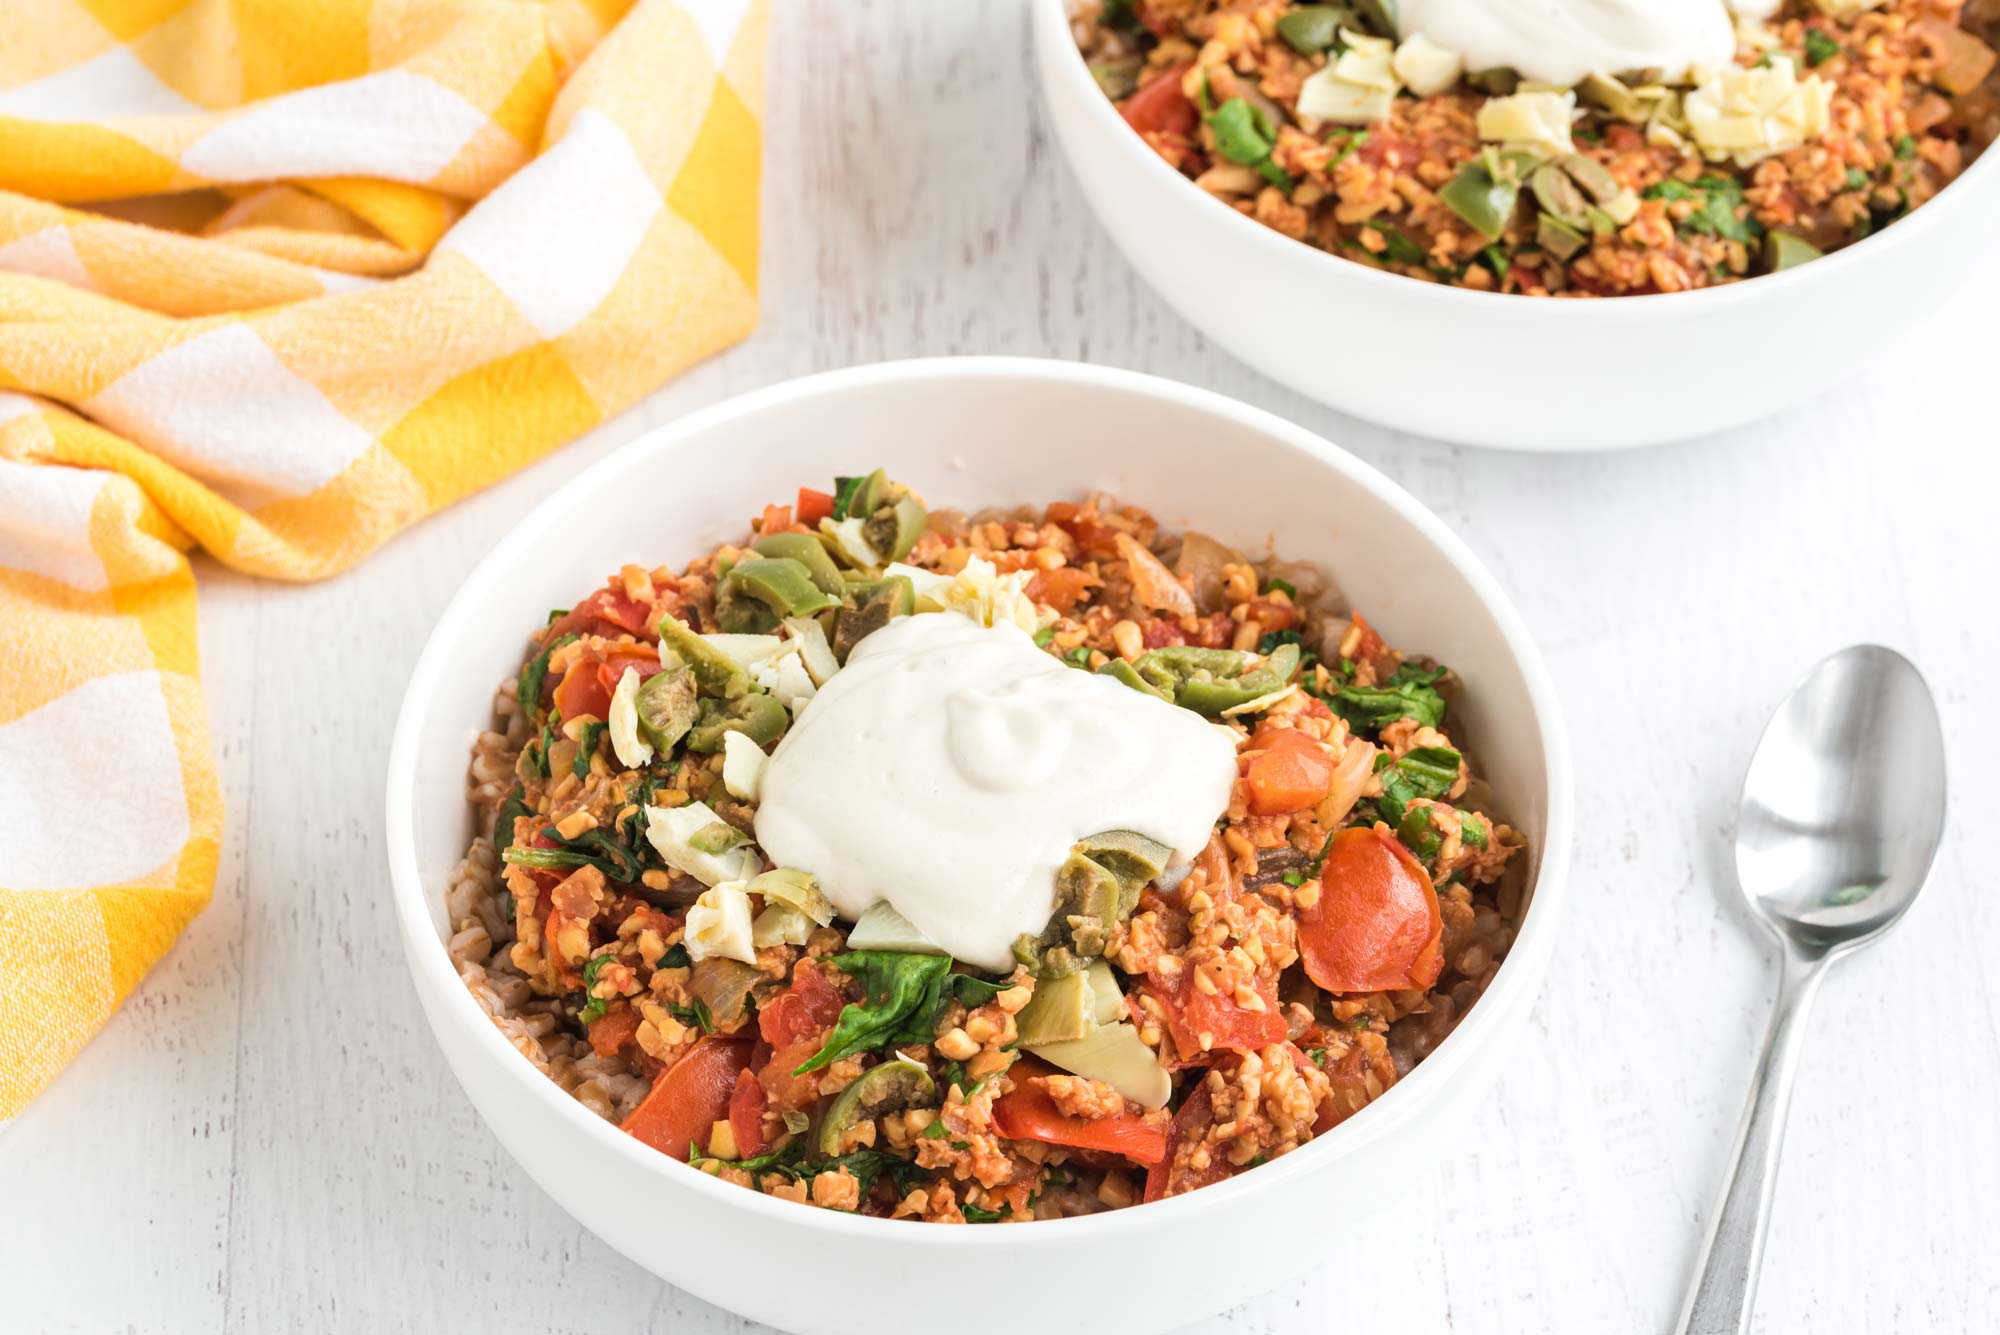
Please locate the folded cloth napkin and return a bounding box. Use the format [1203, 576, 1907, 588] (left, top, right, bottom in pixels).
[0, 0, 766, 1124]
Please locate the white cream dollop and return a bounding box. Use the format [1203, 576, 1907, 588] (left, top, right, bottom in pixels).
[1399, 0, 1736, 87]
[752, 613, 1237, 972]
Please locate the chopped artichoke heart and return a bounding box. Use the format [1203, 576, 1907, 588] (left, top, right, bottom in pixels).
[1476, 89, 1577, 156]
[750, 866, 835, 925]
[700, 633, 786, 671]
[606, 666, 654, 770]
[1392, 32, 1464, 97]
[721, 729, 768, 802]
[846, 900, 946, 954]
[645, 800, 764, 887]
[1297, 30, 1399, 124]
[751, 904, 815, 949]
[686, 881, 758, 965]
[1032, 1021, 1172, 1110]
[1219, 682, 1302, 718]
[819, 517, 885, 570]
[1683, 59, 1831, 166]
[781, 616, 841, 685]
[882, 561, 955, 610]
[892, 554, 1042, 634]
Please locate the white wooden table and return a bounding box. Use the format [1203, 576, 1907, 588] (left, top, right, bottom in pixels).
[7, 5, 1998, 1331]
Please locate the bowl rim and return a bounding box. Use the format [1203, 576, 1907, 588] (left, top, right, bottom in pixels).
[385, 355, 1576, 1247]
[1031, 0, 2000, 313]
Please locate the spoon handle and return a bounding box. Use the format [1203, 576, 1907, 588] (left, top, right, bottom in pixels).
[1673, 949, 1829, 1335]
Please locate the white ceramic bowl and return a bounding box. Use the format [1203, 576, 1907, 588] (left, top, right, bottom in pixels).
[387, 358, 1574, 1335]
[1033, 0, 2000, 450]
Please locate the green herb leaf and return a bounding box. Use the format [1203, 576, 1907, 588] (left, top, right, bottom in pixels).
[669, 997, 716, 1034]
[1460, 812, 1489, 849]
[572, 720, 607, 778]
[1397, 805, 1442, 863]
[1379, 226, 1428, 268]
[503, 825, 645, 883]
[1328, 664, 1448, 733]
[517, 633, 580, 723]
[830, 475, 867, 521]
[660, 942, 692, 969]
[494, 784, 530, 859]
[1480, 243, 1511, 279]
[1804, 28, 1840, 67]
[794, 952, 1007, 1074]
[1207, 97, 1294, 192]
[1063, 646, 1093, 668]
[921, 1120, 949, 1140]
[962, 1203, 1011, 1223]
[1033, 626, 1056, 648]
[1894, 133, 1917, 161]
[1257, 628, 1306, 657]
[1375, 745, 1462, 822]
[1264, 576, 1297, 599]
[1100, 0, 1138, 30]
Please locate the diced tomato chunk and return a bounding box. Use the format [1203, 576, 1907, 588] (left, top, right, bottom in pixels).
[991, 1063, 1166, 1165]
[1143, 1080, 1231, 1202]
[587, 1006, 641, 1058]
[1243, 729, 1334, 816]
[795, 487, 835, 526]
[1143, 967, 1285, 1064]
[1120, 64, 1199, 135]
[1026, 566, 1097, 614]
[552, 645, 660, 722]
[622, 1036, 754, 1161]
[728, 1065, 769, 1158]
[1297, 826, 1442, 994]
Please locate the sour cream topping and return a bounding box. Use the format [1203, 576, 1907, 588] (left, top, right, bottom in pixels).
[1399, 0, 1736, 87]
[753, 612, 1238, 971]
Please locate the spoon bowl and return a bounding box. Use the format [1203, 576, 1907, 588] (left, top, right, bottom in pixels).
[1677, 643, 1947, 1335]
[1735, 644, 1948, 956]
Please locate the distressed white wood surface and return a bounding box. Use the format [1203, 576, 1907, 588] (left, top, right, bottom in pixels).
[5, 4, 1998, 1331]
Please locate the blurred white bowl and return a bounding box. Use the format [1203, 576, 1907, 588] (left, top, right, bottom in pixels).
[387, 358, 1573, 1335]
[1033, 0, 2000, 449]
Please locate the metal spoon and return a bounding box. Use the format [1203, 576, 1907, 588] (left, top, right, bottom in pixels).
[1674, 644, 1947, 1335]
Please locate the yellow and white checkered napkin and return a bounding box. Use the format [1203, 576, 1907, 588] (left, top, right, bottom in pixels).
[0, 0, 766, 1122]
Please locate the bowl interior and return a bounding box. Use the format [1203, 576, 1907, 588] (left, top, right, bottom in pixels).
[405, 362, 1555, 948]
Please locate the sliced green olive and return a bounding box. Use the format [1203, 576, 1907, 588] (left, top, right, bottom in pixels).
[686, 691, 788, 753]
[659, 615, 748, 699]
[1536, 212, 1589, 260]
[727, 557, 841, 619]
[635, 667, 699, 751]
[862, 493, 928, 564]
[714, 585, 780, 634]
[1056, 850, 1123, 946]
[841, 468, 890, 522]
[816, 1056, 935, 1155]
[832, 575, 915, 662]
[1015, 969, 1096, 1048]
[1578, 72, 1642, 122]
[1352, 0, 1397, 39]
[1274, 4, 1349, 54]
[1530, 163, 1591, 229]
[1464, 67, 1521, 96]
[1097, 657, 1172, 701]
[752, 531, 845, 596]
[1764, 231, 1824, 272]
[1137, 641, 1301, 714]
[1438, 159, 1521, 242]
[1073, 831, 1173, 891]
